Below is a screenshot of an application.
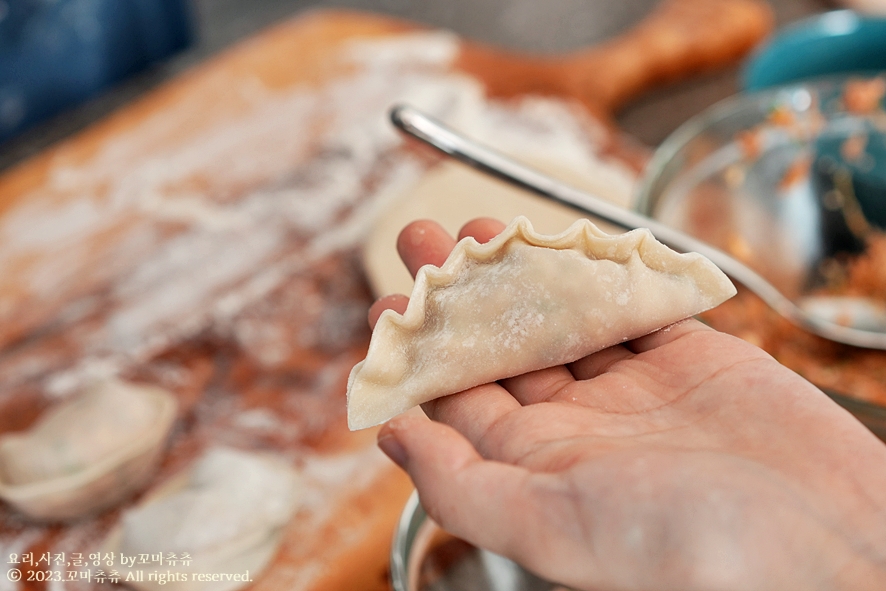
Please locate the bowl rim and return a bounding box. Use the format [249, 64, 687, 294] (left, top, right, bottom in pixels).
[634, 76, 864, 218]
[390, 489, 422, 591]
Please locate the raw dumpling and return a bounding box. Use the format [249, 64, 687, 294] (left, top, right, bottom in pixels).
[0, 379, 177, 520]
[347, 216, 736, 430]
[103, 447, 300, 591]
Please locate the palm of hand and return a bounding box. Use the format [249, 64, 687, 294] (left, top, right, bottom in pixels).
[373, 218, 886, 591]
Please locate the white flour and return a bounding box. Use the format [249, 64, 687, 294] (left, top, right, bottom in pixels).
[0, 30, 634, 393]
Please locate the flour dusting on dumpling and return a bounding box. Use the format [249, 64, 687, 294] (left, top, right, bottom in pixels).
[347, 216, 736, 430]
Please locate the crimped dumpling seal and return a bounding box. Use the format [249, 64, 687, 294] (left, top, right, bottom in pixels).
[347, 216, 736, 430]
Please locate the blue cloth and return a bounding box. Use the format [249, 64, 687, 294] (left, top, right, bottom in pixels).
[0, 0, 193, 142]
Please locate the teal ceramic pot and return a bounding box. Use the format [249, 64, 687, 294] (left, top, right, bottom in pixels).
[743, 10, 886, 91]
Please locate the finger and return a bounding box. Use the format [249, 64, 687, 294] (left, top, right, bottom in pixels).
[498, 365, 577, 406]
[421, 382, 521, 453]
[367, 294, 409, 329]
[377, 415, 575, 572]
[568, 344, 635, 380]
[457, 217, 506, 243]
[397, 220, 456, 278]
[625, 317, 714, 353]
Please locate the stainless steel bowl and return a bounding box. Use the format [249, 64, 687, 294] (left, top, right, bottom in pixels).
[391, 491, 560, 591]
[638, 78, 885, 296]
[636, 77, 886, 438]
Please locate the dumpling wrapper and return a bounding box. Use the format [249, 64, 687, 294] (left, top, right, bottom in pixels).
[347, 216, 736, 430]
[0, 380, 167, 485]
[104, 447, 300, 591]
[0, 379, 177, 521]
[118, 447, 299, 556]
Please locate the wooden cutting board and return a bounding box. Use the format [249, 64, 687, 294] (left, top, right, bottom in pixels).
[0, 2, 771, 590]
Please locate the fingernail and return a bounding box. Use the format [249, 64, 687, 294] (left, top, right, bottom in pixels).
[378, 431, 408, 469]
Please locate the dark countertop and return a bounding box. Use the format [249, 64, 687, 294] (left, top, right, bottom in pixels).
[0, 0, 834, 171]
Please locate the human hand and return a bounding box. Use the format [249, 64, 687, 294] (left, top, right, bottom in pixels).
[372, 218, 886, 591]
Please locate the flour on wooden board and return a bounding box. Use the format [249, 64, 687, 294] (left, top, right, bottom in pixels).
[0, 31, 636, 590]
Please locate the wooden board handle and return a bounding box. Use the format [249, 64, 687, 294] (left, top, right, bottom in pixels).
[567, 0, 775, 111]
[456, 0, 774, 117]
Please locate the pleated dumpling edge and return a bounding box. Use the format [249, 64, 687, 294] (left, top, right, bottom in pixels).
[347, 216, 736, 430]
